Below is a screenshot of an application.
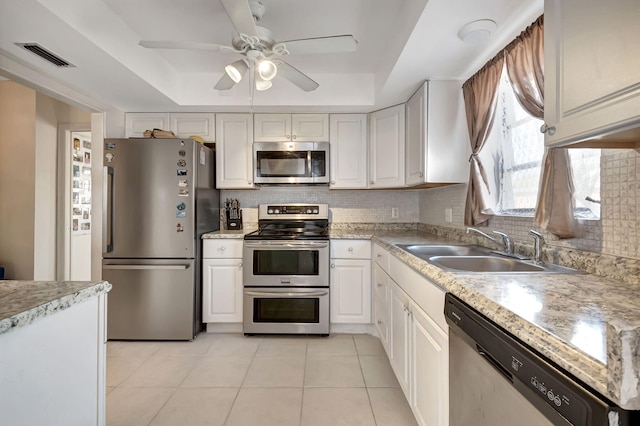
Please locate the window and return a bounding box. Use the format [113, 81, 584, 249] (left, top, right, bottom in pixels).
[495, 67, 601, 219]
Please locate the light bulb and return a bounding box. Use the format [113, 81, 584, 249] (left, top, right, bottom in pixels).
[224, 60, 248, 83]
[258, 59, 277, 81]
[255, 74, 272, 91]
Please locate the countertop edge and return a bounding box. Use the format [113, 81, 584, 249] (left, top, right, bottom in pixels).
[0, 281, 112, 336]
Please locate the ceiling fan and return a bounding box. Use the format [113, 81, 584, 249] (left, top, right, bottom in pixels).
[139, 0, 358, 92]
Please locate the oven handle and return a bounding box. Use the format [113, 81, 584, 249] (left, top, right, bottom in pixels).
[244, 241, 329, 248]
[245, 290, 329, 297]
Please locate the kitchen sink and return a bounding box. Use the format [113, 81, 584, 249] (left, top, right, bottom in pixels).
[397, 244, 580, 274]
[429, 256, 545, 272]
[397, 244, 491, 259]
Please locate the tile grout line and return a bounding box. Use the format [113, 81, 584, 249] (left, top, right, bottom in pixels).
[354, 335, 380, 426]
[223, 335, 262, 426]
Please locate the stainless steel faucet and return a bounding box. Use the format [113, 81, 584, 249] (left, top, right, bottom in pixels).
[466, 227, 514, 255]
[529, 230, 545, 264]
[492, 231, 514, 255]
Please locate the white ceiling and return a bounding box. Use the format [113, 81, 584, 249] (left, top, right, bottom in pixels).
[0, 0, 542, 113]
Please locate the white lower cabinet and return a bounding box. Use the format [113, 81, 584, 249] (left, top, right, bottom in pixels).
[410, 299, 449, 426]
[389, 281, 412, 395]
[375, 243, 449, 426]
[202, 240, 243, 323]
[330, 240, 372, 324]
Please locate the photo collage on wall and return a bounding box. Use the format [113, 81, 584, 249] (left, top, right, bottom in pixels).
[72, 137, 92, 234]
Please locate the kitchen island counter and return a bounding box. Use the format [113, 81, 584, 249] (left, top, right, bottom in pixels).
[0, 280, 111, 335]
[359, 231, 640, 410]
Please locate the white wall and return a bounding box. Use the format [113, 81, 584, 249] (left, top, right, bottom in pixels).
[0, 82, 36, 280]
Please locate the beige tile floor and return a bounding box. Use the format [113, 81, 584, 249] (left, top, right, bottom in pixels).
[106, 333, 417, 426]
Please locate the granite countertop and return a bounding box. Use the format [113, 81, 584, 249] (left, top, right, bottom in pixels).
[202, 227, 257, 239]
[0, 280, 112, 336]
[332, 229, 640, 410]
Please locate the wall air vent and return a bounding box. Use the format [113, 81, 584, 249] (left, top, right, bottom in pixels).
[15, 43, 75, 68]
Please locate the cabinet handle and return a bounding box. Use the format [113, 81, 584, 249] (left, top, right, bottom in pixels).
[330, 180, 335, 185]
[370, 181, 374, 185]
[348, 247, 354, 252]
[377, 320, 382, 325]
[286, 134, 291, 139]
[238, 263, 243, 267]
[292, 134, 297, 139]
[219, 246, 225, 251]
[419, 172, 423, 177]
[540, 124, 556, 136]
[248, 180, 252, 185]
[377, 254, 382, 258]
[331, 263, 336, 268]
[377, 283, 382, 287]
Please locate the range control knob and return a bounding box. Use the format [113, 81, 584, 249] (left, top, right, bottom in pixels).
[306, 208, 312, 214]
[313, 209, 318, 214]
[267, 209, 273, 214]
[274, 209, 280, 214]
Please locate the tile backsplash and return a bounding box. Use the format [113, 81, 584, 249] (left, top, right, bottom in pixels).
[221, 186, 420, 226]
[419, 149, 640, 260]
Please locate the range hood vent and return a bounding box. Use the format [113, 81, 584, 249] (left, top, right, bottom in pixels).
[15, 43, 75, 68]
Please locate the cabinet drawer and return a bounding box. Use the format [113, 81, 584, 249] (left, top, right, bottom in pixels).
[373, 263, 389, 306]
[373, 243, 390, 272]
[203, 239, 243, 258]
[374, 300, 389, 352]
[330, 240, 371, 259]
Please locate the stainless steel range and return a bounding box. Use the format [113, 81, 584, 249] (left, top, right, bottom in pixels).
[243, 204, 330, 335]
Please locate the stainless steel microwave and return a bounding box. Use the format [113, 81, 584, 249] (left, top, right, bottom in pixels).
[253, 141, 330, 184]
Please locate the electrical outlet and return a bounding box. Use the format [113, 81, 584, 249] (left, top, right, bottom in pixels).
[445, 208, 453, 223]
[391, 207, 399, 218]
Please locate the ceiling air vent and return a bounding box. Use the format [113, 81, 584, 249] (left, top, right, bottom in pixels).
[15, 43, 75, 68]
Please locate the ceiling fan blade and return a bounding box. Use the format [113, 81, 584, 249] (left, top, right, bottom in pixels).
[139, 40, 235, 52]
[219, 0, 259, 38]
[277, 35, 358, 55]
[214, 73, 236, 90]
[274, 60, 319, 92]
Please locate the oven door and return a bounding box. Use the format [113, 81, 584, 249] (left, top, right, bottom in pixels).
[243, 240, 329, 287]
[243, 287, 329, 335]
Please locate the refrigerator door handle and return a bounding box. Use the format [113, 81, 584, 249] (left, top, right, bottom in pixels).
[103, 166, 114, 253]
[103, 264, 190, 270]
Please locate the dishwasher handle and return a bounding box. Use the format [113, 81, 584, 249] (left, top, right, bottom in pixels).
[476, 344, 513, 382]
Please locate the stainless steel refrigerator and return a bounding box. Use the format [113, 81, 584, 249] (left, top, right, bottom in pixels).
[102, 138, 219, 340]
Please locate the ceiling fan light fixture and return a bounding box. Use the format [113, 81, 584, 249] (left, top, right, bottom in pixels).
[225, 59, 248, 83]
[258, 59, 277, 81]
[255, 77, 272, 91]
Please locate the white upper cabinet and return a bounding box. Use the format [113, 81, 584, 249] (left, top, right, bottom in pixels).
[170, 113, 215, 141]
[215, 114, 254, 189]
[125, 113, 169, 138]
[125, 113, 215, 141]
[254, 113, 329, 142]
[544, 0, 640, 147]
[329, 114, 368, 189]
[369, 104, 406, 188]
[405, 81, 470, 186]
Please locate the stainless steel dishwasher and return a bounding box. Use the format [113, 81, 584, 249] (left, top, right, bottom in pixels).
[444, 293, 638, 426]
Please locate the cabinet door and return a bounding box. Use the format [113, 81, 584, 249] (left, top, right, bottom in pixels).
[254, 113, 292, 141]
[369, 104, 405, 188]
[374, 299, 390, 355]
[125, 113, 169, 138]
[170, 113, 215, 141]
[215, 114, 254, 189]
[410, 302, 449, 426]
[389, 281, 411, 396]
[544, 0, 640, 147]
[202, 258, 243, 323]
[329, 114, 368, 189]
[405, 85, 426, 186]
[292, 114, 329, 141]
[330, 259, 372, 324]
